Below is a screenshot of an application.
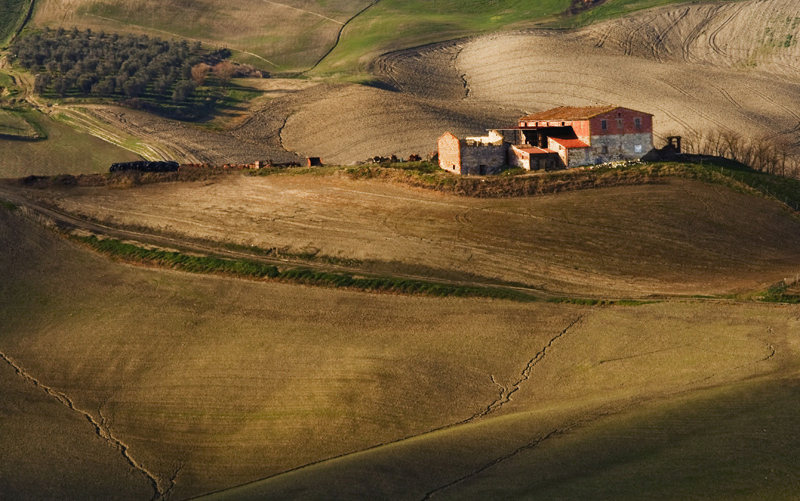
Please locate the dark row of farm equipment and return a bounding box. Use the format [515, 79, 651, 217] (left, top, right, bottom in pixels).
[109, 161, 180, 173]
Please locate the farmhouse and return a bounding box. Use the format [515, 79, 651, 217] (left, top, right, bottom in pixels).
[438, 130, 507, 175]
[438, 105, 654, 174]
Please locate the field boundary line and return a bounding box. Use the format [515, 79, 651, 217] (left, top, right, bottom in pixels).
[259, 0, 343, 24]
[303, 0, 383, 73]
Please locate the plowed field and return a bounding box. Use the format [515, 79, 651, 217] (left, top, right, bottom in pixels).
[2, 207, 798, 499]
[27, 173, 800, 297]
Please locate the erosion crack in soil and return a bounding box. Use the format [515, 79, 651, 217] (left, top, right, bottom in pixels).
[209, 317, 585, 497]
[419, 429, 562, 500]
[0, 351, 164, 500]
[469, 315, 585, 421]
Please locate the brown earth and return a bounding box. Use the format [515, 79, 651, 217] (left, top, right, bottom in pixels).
[17, 173, 800, 297]
[363, 0, 800, 161]
[1, 207, 798, 500]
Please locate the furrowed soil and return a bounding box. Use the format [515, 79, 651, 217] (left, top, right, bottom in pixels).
[1, 208, 798, 499]
[25, 172, 800, 297]
[367, 0, 800, 165]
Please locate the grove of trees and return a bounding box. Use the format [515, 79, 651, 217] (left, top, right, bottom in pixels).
[11, 27, 238, 118]
[678, 128, 800, 179]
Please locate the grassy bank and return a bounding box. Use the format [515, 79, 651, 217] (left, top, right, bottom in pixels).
[74, 235, 540, 302]
[334, 159, 800, 209]
[761, 279, 800, 304]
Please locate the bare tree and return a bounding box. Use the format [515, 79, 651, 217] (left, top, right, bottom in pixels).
[214, 61, 236, 89]
[720, 130, 744, 161]
[773, 137, 795, 177]
[190, 63, 211, 86]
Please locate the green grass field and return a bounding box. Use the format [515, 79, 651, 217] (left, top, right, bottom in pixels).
[0, 108, 38, 138]
[0, 0, 29, 45]
[0, 110, 140, 177]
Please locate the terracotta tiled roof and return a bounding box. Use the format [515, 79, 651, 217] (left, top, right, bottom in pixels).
[550, 137, 590, 149]
[520, 106, 623, 121]
[519, 147, 556, 154]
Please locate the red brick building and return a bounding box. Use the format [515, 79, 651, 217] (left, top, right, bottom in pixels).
[438, 105, 654, 174]
[505, 105, 654, 169]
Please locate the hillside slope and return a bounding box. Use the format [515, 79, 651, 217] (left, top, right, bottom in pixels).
[1, 206, 798, 499]
[17, 169, 800, 297]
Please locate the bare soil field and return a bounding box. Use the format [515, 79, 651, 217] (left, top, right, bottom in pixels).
[364, 0, 800, 161]
[81, 104, 302, 165]
[20, 173, 800, 297]
[1, 208, 798, 500]
[0, 356, 154, 500]
[211, 377, 800, 500]
[280, 84, 516, 164]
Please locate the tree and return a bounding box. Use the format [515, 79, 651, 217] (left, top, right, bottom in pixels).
[172, 79, 196, 103]
[123, 77, 146, 98]
[152, 75, 170, 96]
[34, 73, 51, 94]
[91, 77, 115, 95]
[53, 76, 73, 97]
[77, 73, 96, 95]
[190, 63, 210, 86]
[214, 61, 236, 89]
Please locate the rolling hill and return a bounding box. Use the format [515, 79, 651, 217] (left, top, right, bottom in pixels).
[22, 168, 800, 297]
[2, 0, 800, 498]
[1, 185, 798, 498]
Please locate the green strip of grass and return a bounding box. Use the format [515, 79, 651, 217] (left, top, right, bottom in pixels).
[547, 297, 658, 306]
[760, 281, 800, 304]
[74, 235, 540, 302]
[0, 200, 19, 211]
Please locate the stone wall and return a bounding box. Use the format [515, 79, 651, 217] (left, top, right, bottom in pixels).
[438, 133, 461, 174]
[460, 143, 507, 175]
[509, 145, 530, 170]
[584, 132, 653, 166]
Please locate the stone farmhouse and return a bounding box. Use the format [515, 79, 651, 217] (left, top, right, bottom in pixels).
[438, 105, 654, 174]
